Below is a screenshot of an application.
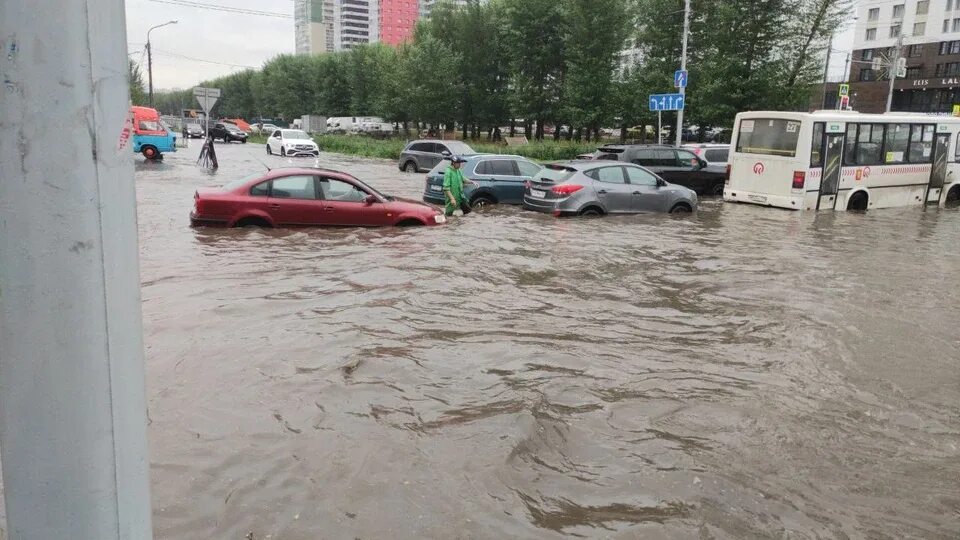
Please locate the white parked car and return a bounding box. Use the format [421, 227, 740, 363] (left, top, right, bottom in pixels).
[265, 129, 320, 157]
[252, 123, 279, 134]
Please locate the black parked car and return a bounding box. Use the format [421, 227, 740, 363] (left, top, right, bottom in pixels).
[208, 122, 248, 143]
[596, 144, 727, 196]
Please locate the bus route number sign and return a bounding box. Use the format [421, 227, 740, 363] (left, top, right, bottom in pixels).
[649, 93, 685, 111]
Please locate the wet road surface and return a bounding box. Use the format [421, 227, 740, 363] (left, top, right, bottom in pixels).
[5, 141, 960, 539]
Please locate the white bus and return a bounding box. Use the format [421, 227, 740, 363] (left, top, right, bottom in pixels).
[724, 111, 960, 211]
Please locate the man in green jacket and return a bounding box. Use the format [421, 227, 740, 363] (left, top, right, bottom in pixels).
[443, 155, 474, 217]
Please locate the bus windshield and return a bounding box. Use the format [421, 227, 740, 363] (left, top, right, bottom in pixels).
[736, 118, 801, 157]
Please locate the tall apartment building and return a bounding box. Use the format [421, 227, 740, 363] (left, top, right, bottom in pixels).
[295, 0, 379, 53]
[380, 0, 420, 46]
[845, 0, 960, 113]
[295, 0, 473, 54]
[295, 0, 336, 54]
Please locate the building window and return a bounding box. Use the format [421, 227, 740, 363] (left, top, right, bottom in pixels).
[860, 68, 876, 81]
[935, 62, 960, 76]
[955, 18, 960, 31]
[890, 24, 901, 38]
[893, 4, 905, 18]
[949, 0, 955, 11]
[868, 7, 880, 20]
[914, 22, 927, 35]
[908, 44, 923, 57]
[946, 19, 952, 32]
[917, 0, 930, 14]
[941, 40, 960, 54]
[863, 49, 875, 61]
[866, 28, 878, 41]
[905, 66, 923, 78]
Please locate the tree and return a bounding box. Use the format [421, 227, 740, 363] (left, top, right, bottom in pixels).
[501, 0, 566, 140]
[403, 35, 461, 129]
[561, 0, 632, 140]
[128, 60, 147, 106]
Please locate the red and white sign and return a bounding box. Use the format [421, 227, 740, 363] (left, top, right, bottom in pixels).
[753, 162, 765, 175]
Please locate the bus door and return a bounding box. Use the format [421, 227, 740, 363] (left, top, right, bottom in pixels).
[927, 133, 950, 204]
[817, 133, 844, 210]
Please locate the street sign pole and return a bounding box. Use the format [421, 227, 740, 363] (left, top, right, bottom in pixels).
[676, 0, 691, 147]
[658, 111, 663, 144]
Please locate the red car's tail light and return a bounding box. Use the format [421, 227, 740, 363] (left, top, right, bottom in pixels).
[792, 171, 805, 190]
[551, 184, 584, 196]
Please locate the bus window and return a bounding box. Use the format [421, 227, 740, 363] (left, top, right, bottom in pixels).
[908, 125, 934, 163]
[844, 124, 858, 165]
[810, 122, 825, 166]
[736, 118, 801, 157]
[885, 124, 910, 164]
[857, 124, 885, 165]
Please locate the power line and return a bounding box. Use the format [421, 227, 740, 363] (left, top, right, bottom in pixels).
[151, 48, 260, 69]
[146, 0, 293, 18]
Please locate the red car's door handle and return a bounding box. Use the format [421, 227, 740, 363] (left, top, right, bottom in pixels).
[323, 206, 335, 211]
[269, 204, 281, 209]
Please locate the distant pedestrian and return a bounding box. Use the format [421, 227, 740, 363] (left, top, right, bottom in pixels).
[443, 156, 474, 217]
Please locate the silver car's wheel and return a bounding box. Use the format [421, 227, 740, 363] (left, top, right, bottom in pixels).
[669, 203, 692, 214]
[403, 161, 418, 173]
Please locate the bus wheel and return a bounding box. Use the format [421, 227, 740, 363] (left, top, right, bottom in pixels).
[946, 186, 960, 205]
[141, 146, 159, 160]
[847, 192, 868, 211]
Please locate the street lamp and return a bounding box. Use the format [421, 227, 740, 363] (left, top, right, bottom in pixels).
[146, 20, 178, 106]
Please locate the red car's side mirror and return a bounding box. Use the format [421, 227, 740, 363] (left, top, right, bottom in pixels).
[364, 194, 378, 205]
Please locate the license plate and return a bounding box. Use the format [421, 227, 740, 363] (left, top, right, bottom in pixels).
[530, 189, 546, 199]
[748, 194, 768, 203]
[430, 185, 443, 192]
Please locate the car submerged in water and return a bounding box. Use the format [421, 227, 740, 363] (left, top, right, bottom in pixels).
[191, 168, 447, 228]
[422, 154, 543, 208]
[522, 161, 698, 216]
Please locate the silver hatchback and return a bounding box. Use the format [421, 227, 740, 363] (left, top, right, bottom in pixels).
[522, 161, 698, 216]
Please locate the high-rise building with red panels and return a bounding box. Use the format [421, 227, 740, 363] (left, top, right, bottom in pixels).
[379, 0, 420, 46]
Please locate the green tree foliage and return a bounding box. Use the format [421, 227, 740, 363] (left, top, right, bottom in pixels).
[148, 0, 849, 135]
[128, 60, 147, 106]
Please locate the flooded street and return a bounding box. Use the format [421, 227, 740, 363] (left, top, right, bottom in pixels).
[9, 141, 960, 539]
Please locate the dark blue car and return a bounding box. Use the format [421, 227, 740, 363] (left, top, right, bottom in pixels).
[423, 154, 543, 208]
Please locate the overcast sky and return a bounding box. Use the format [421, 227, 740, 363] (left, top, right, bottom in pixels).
[126, 0, 295, 90]
[126, 0, 856, 91]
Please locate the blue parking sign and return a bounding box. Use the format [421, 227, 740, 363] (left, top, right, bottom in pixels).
[674, 70, 688, 89]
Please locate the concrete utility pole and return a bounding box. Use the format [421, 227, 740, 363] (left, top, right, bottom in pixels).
[886, 33, 904, 112]
[0, 0, 154, 539]
[147, 20, 178, 106]
[675, 0, 692, 147]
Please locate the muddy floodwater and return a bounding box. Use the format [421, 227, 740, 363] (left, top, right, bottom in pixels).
[4, 142, 960, 539]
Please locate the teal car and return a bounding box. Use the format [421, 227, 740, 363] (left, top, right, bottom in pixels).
[422, 154, 543, 208]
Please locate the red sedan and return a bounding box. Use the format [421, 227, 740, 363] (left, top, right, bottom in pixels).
[190, 168, 447, 227]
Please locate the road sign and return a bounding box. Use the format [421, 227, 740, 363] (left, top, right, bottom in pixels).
[649, 93, 685, 111]
[839, 95, 850, 110]
[674, 70, 688, 89]
[897, 57, 907, 69]
[953, 104, 960, 117]
[192, 87, 221, 113]
[838, 84, 849, 97]
[897, 66, 907, 78]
